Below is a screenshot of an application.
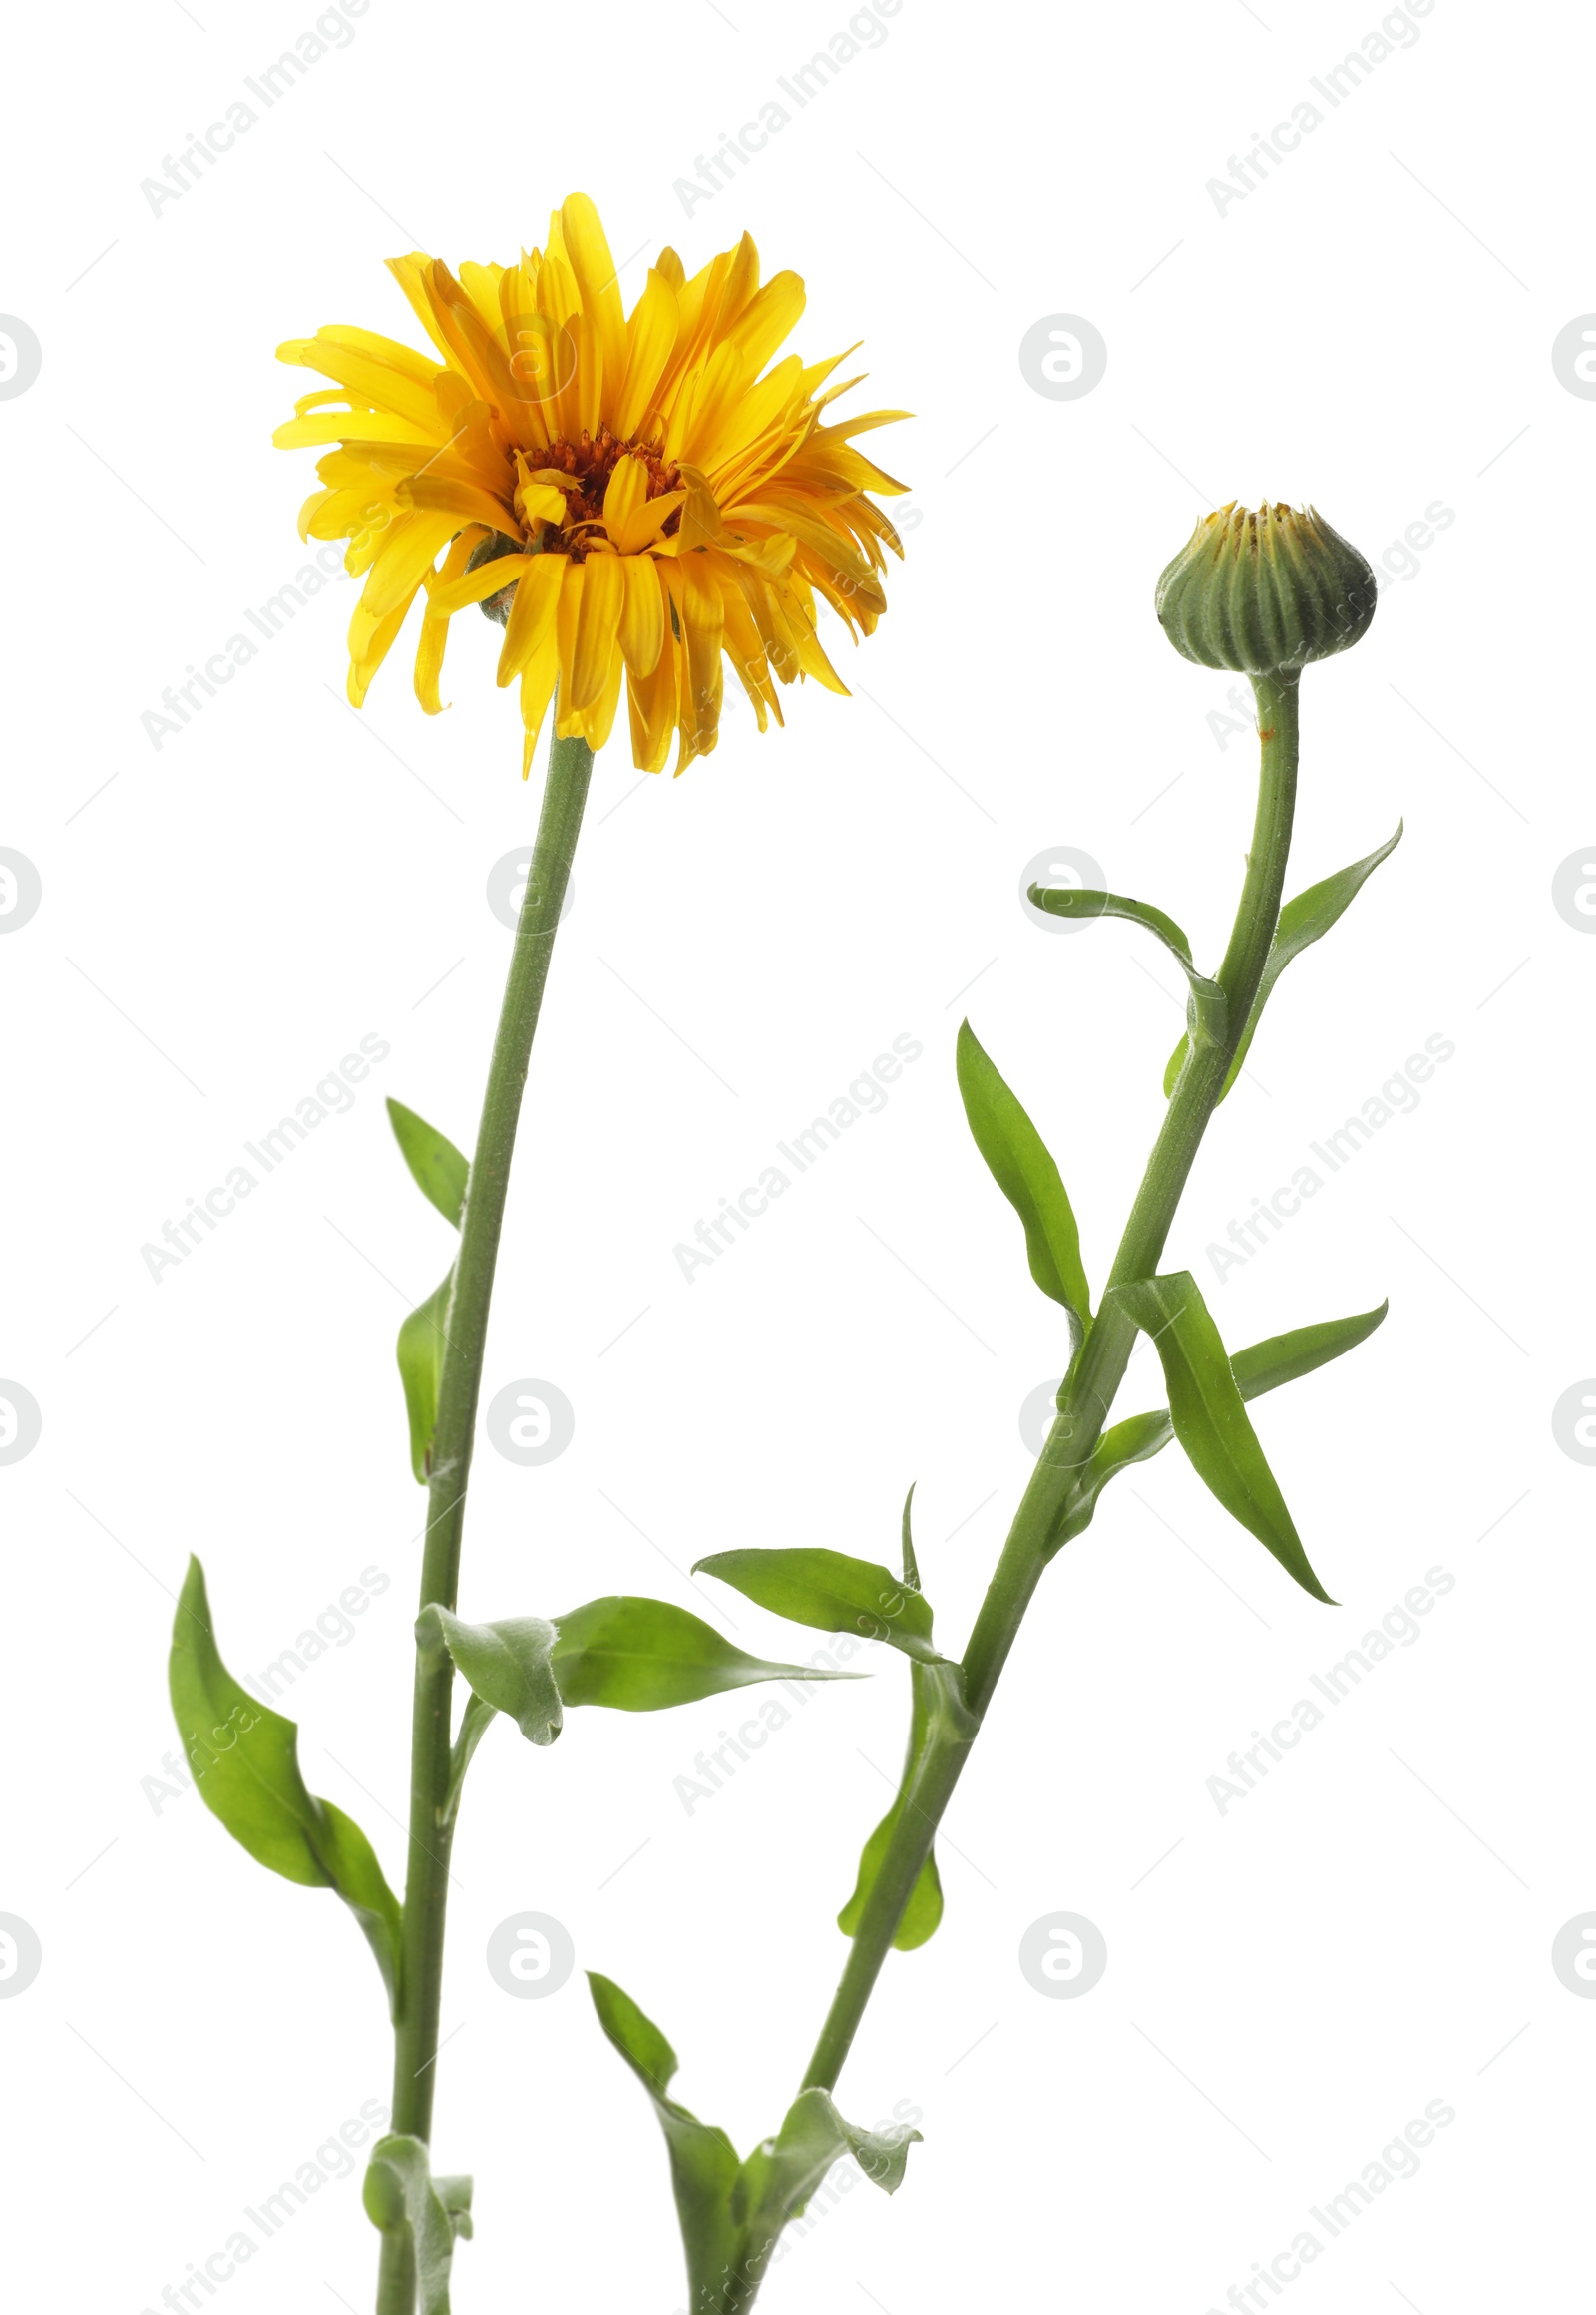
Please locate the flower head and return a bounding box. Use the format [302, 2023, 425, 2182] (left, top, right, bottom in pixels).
[1155, 502, 1377, 677]
[276, 193, 909, 774]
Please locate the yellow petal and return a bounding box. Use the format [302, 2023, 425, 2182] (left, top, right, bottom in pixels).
[347, 598, 412, 707]
[360, 513, 457, 620]
[626, 624, 678, 772]
[553, 560, 584, 729]
[457, 260, 508, 338]
[316, 324, 442, 388]
[273, 411, 441, 451]
[385, 254, 458, 364]
[496, 553, 565, 687]
[613, 270, 680, 438]
[414, 527, 484, 714]
[519, 623, 561, 775]
[277, 336, 440, 430]
[557, 193, 628, 405]
[601, 453, 645, 536]
[570, 551, 624, 711]
[618, 557, 666, 679]
[429, 552, 534, 614]
[721, 270, 806, 375]
[677, 560, 725, 764]
[401, 474, 518, 535]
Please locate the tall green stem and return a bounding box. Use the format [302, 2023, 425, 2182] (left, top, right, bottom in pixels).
[376, 730, 594, 2315]
[797, 673, 1299, 2111]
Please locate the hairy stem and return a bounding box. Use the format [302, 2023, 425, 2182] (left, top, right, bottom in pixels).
[797, 672, 1300, 2112]
[375, 730, 594, 2315]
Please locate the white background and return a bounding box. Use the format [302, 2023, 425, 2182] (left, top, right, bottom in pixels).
[3, 0, 1591, 2308]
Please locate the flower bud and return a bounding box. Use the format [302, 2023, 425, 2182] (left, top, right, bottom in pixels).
[1155, 502, 1377, 675]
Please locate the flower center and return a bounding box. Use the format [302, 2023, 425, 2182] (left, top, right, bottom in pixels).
[531, 427, 683, 559]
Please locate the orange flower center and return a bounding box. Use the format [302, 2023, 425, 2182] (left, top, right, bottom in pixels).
[535, 427, 684, 559]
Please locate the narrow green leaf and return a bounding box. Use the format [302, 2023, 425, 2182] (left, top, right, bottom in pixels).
[1027, 885, 1229, 1054]
[1112, 1274, 1334, 1602]
[900, 1482, 921, 1595]
[1229, 1299, 1389, 1396]
[1027, 881, 1186, 952]
[737, 2087, 921, 2232]
[1163, 823, 1402, 1097]
[363, 2136, 472, 2315]
[419, 1606, 562, 1746]
[170, 1556, 402, 2010]
[387, 1097, 470, 1227]
[398, 1269, 453, 1483]
[588, 1972, 744, 2315]
[693, 1546, 939, 1665]
[551, 1596, 860, 1712]
[955, 1020, 1091, 1332]
[1049, 1300, 1388, 1556]
[443, 1692, 497, 1829]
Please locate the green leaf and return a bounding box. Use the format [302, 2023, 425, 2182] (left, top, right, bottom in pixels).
[1163, 823, 1402, 1097]
[736, 2087, 921, 2232]
[551, 1596, 860, 1711]
[835, 1505, 966, 1952]
[170, 1556, 402, 2011]
[588, 1972, 745, 2315]
[443, 1692, 497, 1830]
[419, 1607, 562, 1746]
[363, 2136, 472, 2315]
[1026, 885, 1229, 1051]
[1230, 1300, 1390, 1396]
[1027, 881, 1183, 949]
[693, 1546, 939, 1664]
[900, 1482, 921, 1594]
[838, 1655, 972, 1951]
[838, 1778, 944, 1950]
[398, 1269, 453, 1483]
[1111, 1274, 1334, 1603]
[1048, 1300, 1387, 1556]
[955, 1020, 1091, 1333]
[387, 1097, 470, 1227]
[589, 1974, 920, 2315]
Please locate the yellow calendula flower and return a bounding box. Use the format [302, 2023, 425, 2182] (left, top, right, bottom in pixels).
[275, 192, 909, 775]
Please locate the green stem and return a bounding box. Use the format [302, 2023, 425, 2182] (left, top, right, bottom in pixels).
[375, 730, 594, 2315]
[798, 672, 1299, 2109]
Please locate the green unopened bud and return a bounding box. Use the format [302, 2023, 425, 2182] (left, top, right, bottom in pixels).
[1155, 502, 1377, 676]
